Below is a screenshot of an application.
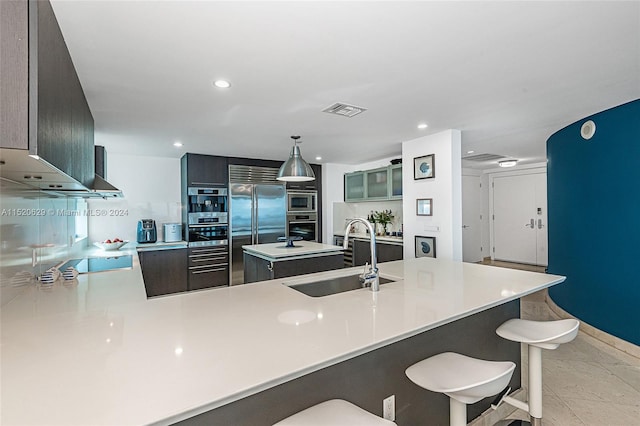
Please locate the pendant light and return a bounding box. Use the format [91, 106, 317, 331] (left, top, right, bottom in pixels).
[277, 135, 316, 182]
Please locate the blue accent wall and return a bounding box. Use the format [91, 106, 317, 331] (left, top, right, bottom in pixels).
[547, 99, 640, 346]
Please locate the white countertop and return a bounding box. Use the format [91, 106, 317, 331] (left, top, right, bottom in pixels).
[335, 232, 404, 244]
[0, 256, 565, 426]
[242, 241, 343, 260]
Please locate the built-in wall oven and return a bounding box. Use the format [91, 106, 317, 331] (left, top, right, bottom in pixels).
[187, 187, 228, 247]
[287, 212, 318, 242]
[287, 190, 317, 213]
[185, 187, 230, 287]
[187, 223, 228, 246]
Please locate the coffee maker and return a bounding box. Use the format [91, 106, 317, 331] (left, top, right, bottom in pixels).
[137, 219, 157, 243]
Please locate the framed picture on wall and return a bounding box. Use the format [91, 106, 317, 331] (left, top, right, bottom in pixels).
[416, 198, 433, 216]
[414, 154, 435, 180]
[415, 236, 436, 258]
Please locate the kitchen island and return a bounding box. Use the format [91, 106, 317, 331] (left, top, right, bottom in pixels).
[242, 240, 344, 283]
[0, 253, 565, 425]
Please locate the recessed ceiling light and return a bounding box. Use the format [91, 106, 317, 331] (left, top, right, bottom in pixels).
[213, 79, 231, 89]
[417, 123, 428, 129]
[467, 150, 475, 154]
[498, 160, 518, 168]
[315, 156, 322, 161]
[173, 141, 183, 147]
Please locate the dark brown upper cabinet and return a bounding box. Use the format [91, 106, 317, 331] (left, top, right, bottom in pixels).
[181, 153, 229, 187]
[285, 164, 322, 190]
[0, 0, 94, 187]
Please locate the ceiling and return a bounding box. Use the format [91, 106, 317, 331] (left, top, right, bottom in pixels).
[50, 1, 640, 168]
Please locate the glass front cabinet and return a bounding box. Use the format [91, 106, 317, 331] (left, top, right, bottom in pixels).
[344, 165, 402, 202]
[390, 164, 403, 199]
[366, 167, 389, 200]
[344, 172, 365, 201]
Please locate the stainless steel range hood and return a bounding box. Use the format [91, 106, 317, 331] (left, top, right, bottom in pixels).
[0, 148, 123, 198]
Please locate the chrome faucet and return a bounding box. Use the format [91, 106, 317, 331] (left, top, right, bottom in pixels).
[343, 218, 380, 292]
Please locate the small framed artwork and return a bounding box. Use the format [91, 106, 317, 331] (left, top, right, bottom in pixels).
[416, 198, 433, 216]
[414, 154, 435, 180]
[415, 236, 436, 258]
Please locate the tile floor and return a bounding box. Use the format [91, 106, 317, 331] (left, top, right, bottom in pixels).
[480, 260, 640, 426]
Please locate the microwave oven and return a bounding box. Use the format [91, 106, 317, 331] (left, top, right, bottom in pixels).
[287, 190, 317, 213]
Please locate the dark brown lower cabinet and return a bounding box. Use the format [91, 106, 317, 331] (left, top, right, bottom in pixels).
[353, 239, 403, 267]
[138, 248, 188, 297]
[188, 246, 229, 290]
[243, 253, 344, 284]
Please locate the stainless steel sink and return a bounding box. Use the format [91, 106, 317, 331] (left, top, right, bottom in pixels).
[288, 274, 395, 297]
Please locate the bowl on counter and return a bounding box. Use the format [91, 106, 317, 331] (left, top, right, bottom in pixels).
[94, 240, 128, 251]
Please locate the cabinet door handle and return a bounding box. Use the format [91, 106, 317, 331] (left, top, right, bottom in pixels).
[190, 248, 227, 254]
[189, 263, 228, 270]
[191, 267, 226, 274]
[190, 256, 227, 263]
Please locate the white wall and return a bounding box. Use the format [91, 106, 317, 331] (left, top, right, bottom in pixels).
[402, 130, 462, 261]
[87, 153, 182, 243]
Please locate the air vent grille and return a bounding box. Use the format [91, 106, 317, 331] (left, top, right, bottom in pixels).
[229, 165, 281, 184]
[462, 153, 507, 162]
[322, 102, 367, 118]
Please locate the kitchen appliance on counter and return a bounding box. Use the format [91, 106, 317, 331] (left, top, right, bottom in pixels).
[286, 190, 317, 213]
[163, 223, 182, 243]
[286, 212, 318, 242]
[229, 165, 287, 285]
[186, 187, 229, 247]
[137, 219, 157, 243]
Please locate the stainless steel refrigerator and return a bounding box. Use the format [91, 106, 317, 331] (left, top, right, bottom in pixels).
[229, 183, 286, 285]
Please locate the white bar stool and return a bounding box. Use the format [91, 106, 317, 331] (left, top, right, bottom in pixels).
[405, 352, 516, 426]
[273, 399, 397, 425]
[494, 318, 580, 426]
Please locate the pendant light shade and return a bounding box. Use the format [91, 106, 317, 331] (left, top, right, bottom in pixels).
[277, 135, 316, 182]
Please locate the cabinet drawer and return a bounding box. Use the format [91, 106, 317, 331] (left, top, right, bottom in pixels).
[188, 266, 229, 290]
[187, 246, 229, 289]
[188, 253, 228, 265]
[188, 246, 228, 255]
[188, 247, 228, 265]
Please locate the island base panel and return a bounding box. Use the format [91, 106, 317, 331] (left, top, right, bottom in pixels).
[174, 300, 520, 426]
[243, 253, 344, 283]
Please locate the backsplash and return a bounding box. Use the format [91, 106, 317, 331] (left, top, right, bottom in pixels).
[86, 198, 181, 244]
[332, 200, 403, 235]
[0, 181, 87, 307]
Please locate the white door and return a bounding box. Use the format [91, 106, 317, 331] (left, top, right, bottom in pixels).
[462, 175, 482, 263]
[492, 173, 547, 266]
[534, 174, 548, 266]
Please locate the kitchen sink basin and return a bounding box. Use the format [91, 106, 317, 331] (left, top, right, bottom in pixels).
[288, 274, 395, 297]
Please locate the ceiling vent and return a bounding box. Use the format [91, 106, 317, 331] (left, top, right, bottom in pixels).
[462, 153, 507, 162]
[322, 102, 367, 118]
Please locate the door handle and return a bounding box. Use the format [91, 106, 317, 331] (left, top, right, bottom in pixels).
[525, 219, 534, 228]
[537, 219, 543, 229]
[462, 225, 469, 229]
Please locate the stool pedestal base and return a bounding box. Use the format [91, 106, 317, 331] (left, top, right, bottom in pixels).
[450, 398, 467, 426]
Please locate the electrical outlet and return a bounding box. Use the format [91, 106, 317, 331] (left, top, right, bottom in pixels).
[383, 395, 395, 421]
